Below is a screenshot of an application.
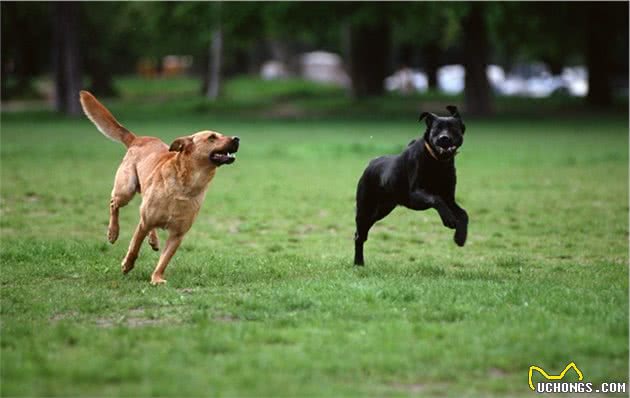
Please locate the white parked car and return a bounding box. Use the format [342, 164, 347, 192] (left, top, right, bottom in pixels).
[494, 63, 588, 97]
[385, 68, 428, 93]
[261, 60, 289, 80]
[438, 64, 465, 94]
[299, 51, 350, 87]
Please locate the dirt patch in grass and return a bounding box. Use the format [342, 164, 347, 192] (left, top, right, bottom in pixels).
[262, 103, 306, 119]
[389, 383, 426, 393]
[214, 314, 239, 322]
[49, 308, 183, 328]
[50, 311, 79, 322]
[488, 367, 508, 378]
[386, 381, 451, 395]
[95, 316, 165, 328]
[50, 310, 167, 328]
[290, 224, 318, 237]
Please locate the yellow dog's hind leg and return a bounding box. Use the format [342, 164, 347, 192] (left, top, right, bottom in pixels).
[108, 161, 138, 244]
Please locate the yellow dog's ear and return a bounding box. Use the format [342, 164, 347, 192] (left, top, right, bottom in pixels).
[169, 136, 194, 153]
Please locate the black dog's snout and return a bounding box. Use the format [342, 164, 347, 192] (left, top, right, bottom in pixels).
[232, 136, 240, 143]
[436, 135, 452, 148]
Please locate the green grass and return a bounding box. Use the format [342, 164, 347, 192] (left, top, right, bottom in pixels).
[1, 79, 628, 397]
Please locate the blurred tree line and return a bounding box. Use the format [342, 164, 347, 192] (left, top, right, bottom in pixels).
[1, 1, 627, 116]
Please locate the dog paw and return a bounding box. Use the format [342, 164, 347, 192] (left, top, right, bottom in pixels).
[108, 225, 119, 244]
[150, 275, 167, 285]
[148, 232, 160, 251]
[454, 228, 467, 247]
[121, 258, 135, 274]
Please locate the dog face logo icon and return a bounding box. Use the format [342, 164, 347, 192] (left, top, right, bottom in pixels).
[528, 362, 584, 390]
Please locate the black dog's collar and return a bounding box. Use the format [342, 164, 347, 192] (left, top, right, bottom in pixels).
[424, 140, 457, 162]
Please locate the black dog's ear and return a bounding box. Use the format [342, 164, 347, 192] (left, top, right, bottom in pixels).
[169, 136, 194, 153]
[446, 105, 460, 118]
[419, 112, 437, 128]
[446, 105, 466, 134]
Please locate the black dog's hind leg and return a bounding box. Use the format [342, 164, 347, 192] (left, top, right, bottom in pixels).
[448, 201, 468, 247]
[354, 229, 366, 266]
[354, 201, 396, 266]
[354, 209, 372, 266]
[354, 177, 372, 266]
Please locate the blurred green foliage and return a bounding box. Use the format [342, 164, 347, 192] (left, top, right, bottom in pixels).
[2, 2, 626, 80]
[1, 2, 627, 108]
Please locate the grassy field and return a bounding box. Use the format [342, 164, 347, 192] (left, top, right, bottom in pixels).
[1, 78, 628, 397]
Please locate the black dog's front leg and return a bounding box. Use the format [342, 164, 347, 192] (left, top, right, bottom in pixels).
[448, 201, 468, 246]
[408, 190, 457, 229]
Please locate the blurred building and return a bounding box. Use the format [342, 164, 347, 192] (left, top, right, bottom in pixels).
[136, 56, 193, 78]
[162, 55, 193, 77]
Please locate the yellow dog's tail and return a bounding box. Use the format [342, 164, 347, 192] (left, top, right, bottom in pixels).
[79, 90, 136, 147]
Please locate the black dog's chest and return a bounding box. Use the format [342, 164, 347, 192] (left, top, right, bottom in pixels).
[406, 152, 455, 196]
[416, 170, 453, 196]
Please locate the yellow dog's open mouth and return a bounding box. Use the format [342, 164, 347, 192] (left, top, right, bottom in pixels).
[210, 137, 239, 166]
[210, 151, 236, 165]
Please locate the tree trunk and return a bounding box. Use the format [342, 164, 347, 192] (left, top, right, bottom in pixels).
[348, 22, 391, 98]
[53, 2, 82, 115]
[88, 61, 116, 97]
[462, 3, 492, 116]
[545, 58, 564, 76]
[247, 40, 267, 75]
[205, 27, 222, 100]
[52, 15, 66, 112]
[200, 50, 209, 95]
[2, 2, 46, 100]
[1, 62, 8, 100]
[585, 4, 613, 107]
[423, 43, 440, 90]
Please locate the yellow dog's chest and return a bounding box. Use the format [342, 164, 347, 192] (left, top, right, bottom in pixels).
[142, 190, 206, 233]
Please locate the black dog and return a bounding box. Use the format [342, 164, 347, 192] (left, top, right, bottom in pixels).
[354, 106, 468, 266]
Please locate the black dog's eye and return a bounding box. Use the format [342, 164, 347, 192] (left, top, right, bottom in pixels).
[208, 134, 217, 140]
